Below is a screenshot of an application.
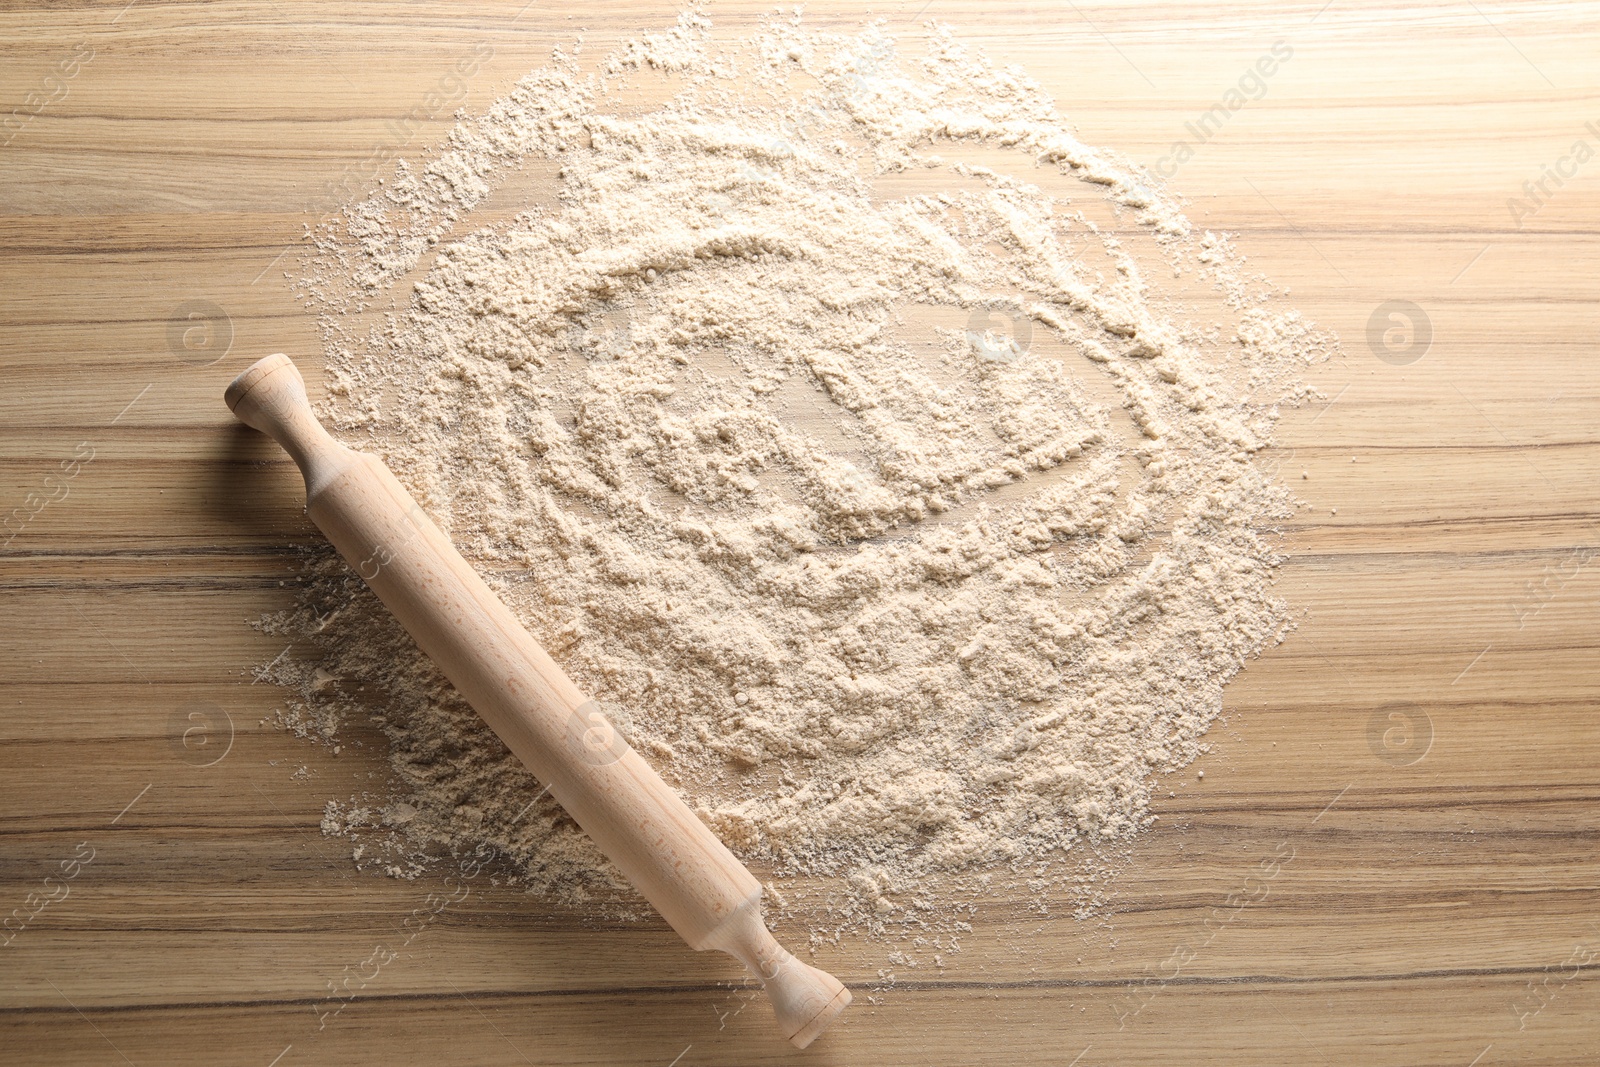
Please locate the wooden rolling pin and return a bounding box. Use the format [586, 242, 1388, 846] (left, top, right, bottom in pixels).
[225, 353, 850, 1048]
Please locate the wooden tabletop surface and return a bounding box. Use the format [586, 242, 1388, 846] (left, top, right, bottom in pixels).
[3, 2, 1597, 1064]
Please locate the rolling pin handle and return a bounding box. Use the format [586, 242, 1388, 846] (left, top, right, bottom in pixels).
[223, 353, 851, 1048]
[225, 353, 354, 496]
[701, 900, 853, 1048]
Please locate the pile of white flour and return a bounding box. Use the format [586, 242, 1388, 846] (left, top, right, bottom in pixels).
[266, 9, 1331, 937]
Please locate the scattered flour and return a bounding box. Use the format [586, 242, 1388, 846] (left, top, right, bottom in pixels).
[263, 9, 1334, 939]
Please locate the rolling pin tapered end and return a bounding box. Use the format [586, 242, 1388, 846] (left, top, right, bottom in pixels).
[702, 901, 852, 1048]
[225, 354, 351, 494]
[772, 959, 852, 1049]
[225, 352, 300, 419]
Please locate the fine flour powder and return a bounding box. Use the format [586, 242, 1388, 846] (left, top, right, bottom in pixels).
[266, 10, 1333, 942]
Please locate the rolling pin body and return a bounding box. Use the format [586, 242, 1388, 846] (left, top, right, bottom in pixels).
[226, 354, 849, 1048]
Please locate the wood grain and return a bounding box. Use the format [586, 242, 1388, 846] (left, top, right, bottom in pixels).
[2, 2, 1597, 1065]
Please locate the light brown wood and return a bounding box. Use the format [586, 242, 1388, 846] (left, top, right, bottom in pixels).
[2, 2, 1597, 1065]
[224, 353, 851, 1047]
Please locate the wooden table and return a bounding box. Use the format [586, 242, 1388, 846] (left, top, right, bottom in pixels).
[3, 2, 1596, 1064]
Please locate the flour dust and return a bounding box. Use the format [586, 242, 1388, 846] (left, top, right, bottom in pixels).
[260, 8, 1334, 944]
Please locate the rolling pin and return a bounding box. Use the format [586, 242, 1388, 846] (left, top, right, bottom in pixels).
[225, 353, 850, 1048]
